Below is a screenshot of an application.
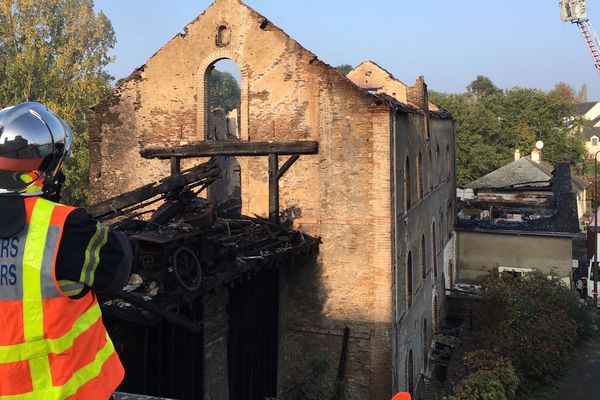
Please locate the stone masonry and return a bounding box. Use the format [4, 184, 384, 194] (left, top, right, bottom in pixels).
[89, 0, 455, 398]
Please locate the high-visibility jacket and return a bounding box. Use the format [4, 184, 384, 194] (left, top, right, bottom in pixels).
[0, 196, 124, 399]
[20, 171, 44, 194]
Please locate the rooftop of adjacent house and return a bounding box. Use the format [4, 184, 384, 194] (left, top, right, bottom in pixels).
[458, 162, 580, 235]
[465, 155, 589, 192]
[347, 59, 448, 116]
[576, 101, 598, 115]
[583, 126, 600, 140]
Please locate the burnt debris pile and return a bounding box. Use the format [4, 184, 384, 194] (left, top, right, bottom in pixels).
[87, 159, 319, 332]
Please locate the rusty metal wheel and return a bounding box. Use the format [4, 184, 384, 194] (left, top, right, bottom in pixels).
[172, 246, 202, 291]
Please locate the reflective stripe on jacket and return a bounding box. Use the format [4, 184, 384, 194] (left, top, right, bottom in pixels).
[20, 172, 44, 194]
[0, 196, 124, 399]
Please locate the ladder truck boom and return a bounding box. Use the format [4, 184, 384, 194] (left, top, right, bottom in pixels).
[560, 0, 600, 72]
[576, 19, 600, 71]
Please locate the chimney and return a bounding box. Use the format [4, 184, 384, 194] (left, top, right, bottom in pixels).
[406, 76, 430, 138]
[514, 149, 521, 161]
[531, 147, 540, 163]
[407, 76, 429, 112]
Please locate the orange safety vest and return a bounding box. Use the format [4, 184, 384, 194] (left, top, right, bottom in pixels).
[0, 196, 124, 399]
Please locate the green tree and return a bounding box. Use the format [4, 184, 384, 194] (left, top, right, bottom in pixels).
[0, 0, 115, 205]
[549, 81, 576, 103]
[431, 78, 584, 187]
[335, 64, 353, 76]
[208, 69, 241, 113]
[446, 271, 597, 398]
[467, 75, 502, 100]
[478, 272, 582, 383]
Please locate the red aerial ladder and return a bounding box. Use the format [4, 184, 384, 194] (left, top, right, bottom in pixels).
[560, 0, 600, 72]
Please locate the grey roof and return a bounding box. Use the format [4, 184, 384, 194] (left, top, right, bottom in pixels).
[466, 156, 589, 192]
[574, 175, 592, 191]
[576, 101, 598, 115]
[374, 93, 453, 119]
[583, 126, 600, 140]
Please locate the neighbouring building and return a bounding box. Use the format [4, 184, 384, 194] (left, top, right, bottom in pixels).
[464, 149, 589, 222]
[572, 101, 600, 160]
[456, 159, 580, 283]
[89, 0, 455, 398]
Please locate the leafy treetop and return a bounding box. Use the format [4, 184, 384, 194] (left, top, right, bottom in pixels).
[430, 76, 585, 187]
[0, 0, 116, 206]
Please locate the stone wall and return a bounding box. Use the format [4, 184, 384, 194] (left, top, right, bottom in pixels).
[89, 0, 455, 398]
[456, 230, 573, 282]
[391, 112, 454, 392]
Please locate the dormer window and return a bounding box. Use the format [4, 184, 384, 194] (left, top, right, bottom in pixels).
[593, 136, 599, 146]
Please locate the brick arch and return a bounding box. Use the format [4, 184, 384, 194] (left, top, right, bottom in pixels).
[196, 49, 250, 141]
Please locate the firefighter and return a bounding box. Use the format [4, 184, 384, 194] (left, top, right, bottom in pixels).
[0, 102, 132, 399]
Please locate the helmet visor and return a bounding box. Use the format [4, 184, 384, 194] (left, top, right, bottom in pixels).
[0, 121, 54, 193]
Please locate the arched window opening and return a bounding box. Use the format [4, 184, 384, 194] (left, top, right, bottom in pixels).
[404, 156, 411, 212]
[422, 318, 429, 368]
[206, 59, 242, 214]
[407, 349, 414, 395]
[432, 295, 438, 333]
[421, 234, 426, 281]
[440, 213, 445, 246]
[216, 25, 231, 47]
[448, 201, 453, 239]
[446, 144, 451, 179]
[417, 152, 423, 199]
[432, 221, 437, 279]
[448, 262, 454, 289]
[406, 251, 413, 308]
[435, 144, 440, 186]
[428, 148, 433, 192]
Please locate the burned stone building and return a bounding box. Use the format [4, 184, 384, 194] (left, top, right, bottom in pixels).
[89, 0, 455, 398]
[456, 160, 580, 283]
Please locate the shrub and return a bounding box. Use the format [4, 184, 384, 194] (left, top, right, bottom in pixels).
[465, 351, 519, 399]
[446, 370, 507, 400]
[475, 272, 583, 383]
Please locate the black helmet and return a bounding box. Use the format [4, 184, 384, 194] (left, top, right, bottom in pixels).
[0, 102, 72, 195]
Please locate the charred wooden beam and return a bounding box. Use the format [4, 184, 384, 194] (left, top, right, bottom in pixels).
[140, 140, 318, 159]
[269, 154, 279, 223]
[333, 326, 350, 398]
[87, 161, 220, 221]
[170, 157, 181, 175]
[276, 154, 300, 180]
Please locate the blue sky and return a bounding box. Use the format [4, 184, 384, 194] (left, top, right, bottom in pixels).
[94, 0, 600, 100]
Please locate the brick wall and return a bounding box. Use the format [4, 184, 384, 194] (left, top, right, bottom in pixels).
[89, 0, 455, 398]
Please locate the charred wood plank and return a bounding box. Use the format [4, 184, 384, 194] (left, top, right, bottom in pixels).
[332, 326, 350, 399]
[140, 140, 318, 159]
[112, 292, 203, 333]
[170, 157, 181, 175]
[269, 154, 279, 223]
[87, 161, 220, 220]
[276, 154, 300, 180]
